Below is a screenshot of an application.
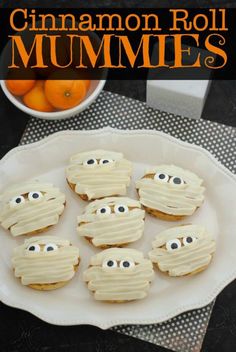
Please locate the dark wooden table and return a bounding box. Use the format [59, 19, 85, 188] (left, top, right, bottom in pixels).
[1, 1, 236, 352]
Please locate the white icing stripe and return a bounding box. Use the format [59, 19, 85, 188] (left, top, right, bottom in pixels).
[12, 236, 80, 285]
[138, 183, 204, 204]
[84, 248, 154, 301]
[137, 191, 204, 209]
[72, 174, 130, 184]
[77, 198, 145, 246]
[0, 182, 65, 237]
[75, 184, 127, 200]
[136, 165, 205, 216]
[66, 150, 132, 199]
[139, 196, 196, 215]
[149, 225, 216, 276]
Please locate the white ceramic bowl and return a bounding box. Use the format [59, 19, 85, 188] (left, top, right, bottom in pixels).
[0, 79, 106, 120]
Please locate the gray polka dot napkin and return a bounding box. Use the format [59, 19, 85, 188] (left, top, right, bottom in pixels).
[20, 90, 236, 352]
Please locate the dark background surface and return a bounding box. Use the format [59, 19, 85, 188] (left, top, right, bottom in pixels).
[0, 1, 236, 352]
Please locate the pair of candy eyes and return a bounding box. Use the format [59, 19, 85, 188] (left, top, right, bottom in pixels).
[102, 259, 135, 269]
[83, 158, 114, 166]
[97, 204, 129, 215]
[154, 173, 185, 185]
[26, 243, 58, 253]
[166, 236, 197, 251]
[10, 192, 43, 208]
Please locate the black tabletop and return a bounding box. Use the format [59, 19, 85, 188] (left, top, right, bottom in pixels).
[1, 1, 236, 352]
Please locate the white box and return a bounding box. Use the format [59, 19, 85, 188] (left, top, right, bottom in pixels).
[147, 79, 211, 120]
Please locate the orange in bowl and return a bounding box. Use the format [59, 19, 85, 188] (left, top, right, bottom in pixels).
[45, 78, 87, 110]
[23, 81, 55, 112]
[6, 79, 36, 96]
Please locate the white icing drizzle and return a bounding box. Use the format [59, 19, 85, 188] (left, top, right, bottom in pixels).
[77, 197, 145, 247]
[0, 181, 65, 236]
[149, 224, 216, 276]
[66, 150, 132, 200]
[136, 165, 205, 216]
[83, 248, 154, 301]
[12, 236, 80, 285]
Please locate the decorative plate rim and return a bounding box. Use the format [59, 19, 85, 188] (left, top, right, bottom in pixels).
[0, 127, 235, 329]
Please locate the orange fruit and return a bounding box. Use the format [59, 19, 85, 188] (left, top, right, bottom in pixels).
[6, 79, 36, 96]
[44, 78, 87, 110]
[23, 81, 54, 112]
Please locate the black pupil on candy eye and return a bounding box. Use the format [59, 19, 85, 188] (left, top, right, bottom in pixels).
[87, 159, 95, 164]
[29, 246, 35, 251]
[100, 208, 106, 213]
[173, 177, 181, 184]
[32, 193, 39, 199]
[186, 237, 193, 243]
[107, 260, 114, 267]
[16, 198, 22, 204]
[103, 160, 109, 164]
[159, 174, 166, 180]
[118, 206, 125, 212]
[171, 243, 178, 250]
[47, 246, 54, 251]
[123, 261, 130, 268]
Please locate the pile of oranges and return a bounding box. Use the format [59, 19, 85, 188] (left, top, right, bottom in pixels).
[6, 74, 90, 112]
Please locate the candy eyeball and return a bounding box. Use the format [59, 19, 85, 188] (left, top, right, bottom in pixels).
[43, 243, 58, 252]
[102, 259, 118, 269]
[169, 176, 184, 185]
[96, 206, 111, 216]
[166, 239, 182, 252]
[26, 243, 41, 253]
[154, 173, 169, 183]
[10, 195, 25, 208]
[28, 191, 43, 202]
[99, 159, 114, 165]
[114, 204, 129, 214]
[119, 260, 135, 269]
[83, 158, 98, 166]
[183, 236, 197, 246]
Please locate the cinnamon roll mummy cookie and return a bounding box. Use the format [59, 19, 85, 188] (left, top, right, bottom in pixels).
[12, 236, 80, 290]
[77, 197, 145, 248]
[149, 224, 216, 277]
[0, 181, 66, 237]
[83, 248, 154, 302]
[136, 165, 205, 221]
[66, 150, 132, 200]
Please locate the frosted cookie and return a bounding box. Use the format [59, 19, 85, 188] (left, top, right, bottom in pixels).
[12, 236, 80, 290]
[83, 248, 154, 302]
[136, 165, 205, 221]
[0, 181, 66, 236]
[149, 224, 216, 277]
[77, 197, 145, 248]
[66, 150, 132, 200]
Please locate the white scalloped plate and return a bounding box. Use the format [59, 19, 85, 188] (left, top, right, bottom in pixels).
[0, 128, 236, 328]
